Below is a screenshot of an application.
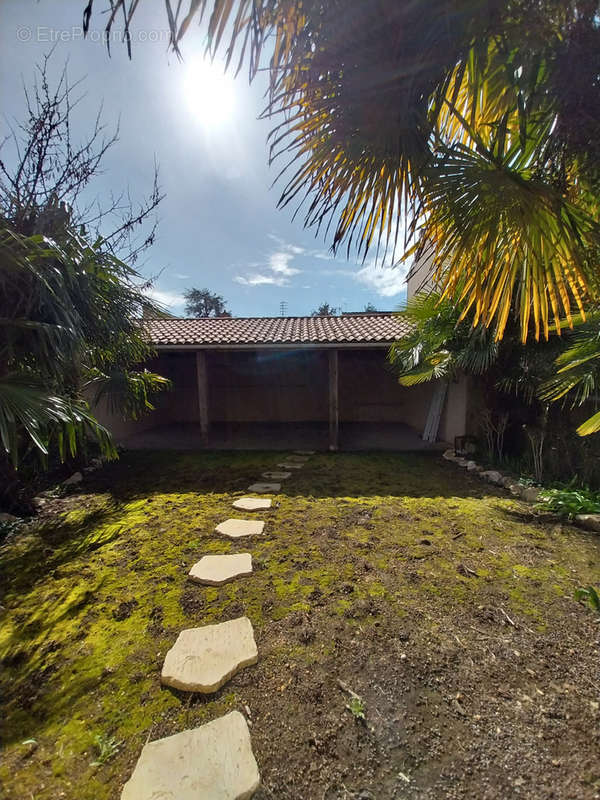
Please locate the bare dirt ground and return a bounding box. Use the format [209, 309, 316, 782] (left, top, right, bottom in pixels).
[1, 450, 599, 799]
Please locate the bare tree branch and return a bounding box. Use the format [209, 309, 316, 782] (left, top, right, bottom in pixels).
[0, 52, 164, 262]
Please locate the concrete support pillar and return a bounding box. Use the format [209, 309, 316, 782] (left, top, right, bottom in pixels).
[195, 350, 209, 444]
[328, 349, 339, 451]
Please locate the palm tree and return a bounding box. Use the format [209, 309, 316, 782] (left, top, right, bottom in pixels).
[82, 0, 600, 342]
[388, 292, 498, 386]
[0, 225, 169, 467]
[540, 313, 600, 435]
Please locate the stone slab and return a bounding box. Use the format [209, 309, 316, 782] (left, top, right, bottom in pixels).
[233, 497, 272, 511]
[248, 483, 280, 493]
[120, 710, 260, 800]
[261, 471, 291, 480]
[189, 554, 253, 586]
[215, 519, 265, 538]
[294, 450, 315, 455]
[286, 455, 309, 463]
[575, 513, 600, 532]
[481, 470, 503, 484]
[277, 463, 303, 469]
[161, 617, 258, 693]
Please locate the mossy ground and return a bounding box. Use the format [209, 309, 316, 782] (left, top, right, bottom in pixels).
[1, 451, 598, 799]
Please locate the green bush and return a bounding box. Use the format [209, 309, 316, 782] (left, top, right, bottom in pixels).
[536, 487, 600, 518]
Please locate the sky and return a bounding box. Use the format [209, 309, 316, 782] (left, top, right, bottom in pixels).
[0, 1, 410, 317]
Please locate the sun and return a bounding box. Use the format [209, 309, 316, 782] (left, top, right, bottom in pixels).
[182, 55, 236, 128]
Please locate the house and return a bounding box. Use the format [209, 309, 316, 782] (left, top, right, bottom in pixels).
[95, 313, 474, 451]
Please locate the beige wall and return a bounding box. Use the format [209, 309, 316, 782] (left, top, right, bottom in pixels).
[407, 248, 437, 300]
[438, 375, 469, 444]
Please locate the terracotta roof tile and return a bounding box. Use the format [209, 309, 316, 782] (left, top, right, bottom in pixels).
[144, 315, 410, 347]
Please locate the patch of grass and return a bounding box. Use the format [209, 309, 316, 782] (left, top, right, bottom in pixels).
[90, 733, 122, 766]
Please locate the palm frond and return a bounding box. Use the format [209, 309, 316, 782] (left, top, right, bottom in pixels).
[85, 368, 171, 420]
[0, 375, 116, 468]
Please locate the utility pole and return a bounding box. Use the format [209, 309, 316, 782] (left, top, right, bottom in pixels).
[279, 300, 288, 317]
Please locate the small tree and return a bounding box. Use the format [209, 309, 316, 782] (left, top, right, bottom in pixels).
[0, 55, 169, 481]
[311, 302, 337, 317]
[364, 303, 378, 312]
[184, 288, 230, 317]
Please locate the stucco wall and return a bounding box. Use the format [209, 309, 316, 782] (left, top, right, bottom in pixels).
[438, 375, 470, 444]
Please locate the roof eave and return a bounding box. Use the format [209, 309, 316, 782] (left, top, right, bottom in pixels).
[152, 341, 394, 351]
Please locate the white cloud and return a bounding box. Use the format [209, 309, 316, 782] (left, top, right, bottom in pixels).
[234, 273, 288, 287]
[354, 259, 409, 297]
[269, 252, 301, 276]
[267, 233, 305, 255]
[173, 272, 190, 280]
[234, 242, 303, 288]
[145, 288, 186, 309]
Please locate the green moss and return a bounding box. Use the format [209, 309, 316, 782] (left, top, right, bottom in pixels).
[1, 449, 598, 799]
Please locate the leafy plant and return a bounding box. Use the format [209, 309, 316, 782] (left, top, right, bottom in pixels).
[90, 733, 121, 766]
[574, 586, 600, 614]
[345, 695, 366, 722]
[536, 487, 600, 519]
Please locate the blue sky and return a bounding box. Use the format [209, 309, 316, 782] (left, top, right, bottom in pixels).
[0, 1, 410, 317]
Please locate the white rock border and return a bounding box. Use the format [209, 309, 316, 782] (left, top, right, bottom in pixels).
[441, 448, 600, 533]
[442, 449, 542, 501]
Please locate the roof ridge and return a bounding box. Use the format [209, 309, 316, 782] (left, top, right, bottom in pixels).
[147, 314, 399, 322]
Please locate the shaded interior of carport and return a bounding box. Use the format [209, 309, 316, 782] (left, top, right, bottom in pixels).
[114, 347, 451, 451]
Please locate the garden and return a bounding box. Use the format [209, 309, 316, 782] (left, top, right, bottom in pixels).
[1, 450, 599, 799]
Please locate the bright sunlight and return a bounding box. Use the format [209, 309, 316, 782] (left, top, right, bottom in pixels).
[181, 55, 236, 128]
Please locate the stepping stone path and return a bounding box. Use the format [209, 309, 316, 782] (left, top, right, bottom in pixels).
[161, 617, 258, 693]
[189, 554, 253, 586]
[233, 497, 272, 511]
[123, 451, 318, 798]
[120, 711, 260, 800]
[216, 519, 265, 538]
[248, 482, 280, 493]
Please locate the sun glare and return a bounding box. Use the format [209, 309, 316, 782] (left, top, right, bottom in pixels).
[182, 56, 236, 128]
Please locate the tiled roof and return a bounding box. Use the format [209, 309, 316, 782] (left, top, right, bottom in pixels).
[144, 315, 410, 347]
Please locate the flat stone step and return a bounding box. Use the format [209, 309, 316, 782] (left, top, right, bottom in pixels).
[261, 471, 291, 480]
[161, 617, 258, 693]
[248, 482, 280, 493]
[286, 455, 309, 463]
[294, 450, 315, 455]
[120, 710, 260, 800]
[189, 554, 253, 586]
[233, 497, 272, 511]
[277, 463, 303, 469]
[215, 519, 265, 538]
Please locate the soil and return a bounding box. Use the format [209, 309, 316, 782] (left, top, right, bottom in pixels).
[0, 450, 599, 800]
